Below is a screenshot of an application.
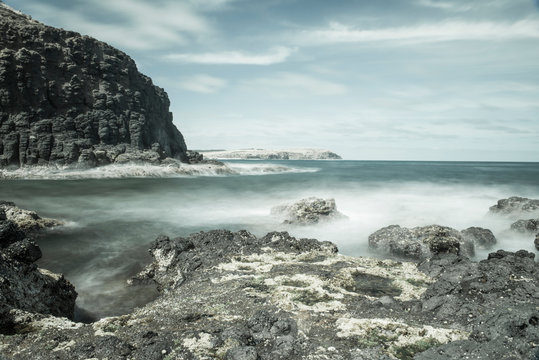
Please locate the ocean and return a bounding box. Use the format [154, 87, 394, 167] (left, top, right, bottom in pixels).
[2, 160, 538, 321]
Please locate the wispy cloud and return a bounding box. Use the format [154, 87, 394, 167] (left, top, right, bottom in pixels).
[179, 74, 227, 93]
[164, 47, 295, 65]
[416, 0, 472, 12]
[243, 72, 346, 96]
[297, 19, 539, 45]
[16, 0, 213, 50]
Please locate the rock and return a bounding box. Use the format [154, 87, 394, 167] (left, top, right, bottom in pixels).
[368, 224, 475, 260]
[535, 233, 539, 251]
[0, 201, 62, 233]
[0, 4, 187, 168]
[0, 215, 76, 333]
[510, 218, 539, 233]
[271, 197, 346, 225]
[489, 196, 539, 216]
[461, 227, 497, 249]
[200, 148, 342, 160]
[1, 225, 537, 359]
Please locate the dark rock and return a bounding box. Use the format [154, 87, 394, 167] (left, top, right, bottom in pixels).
[461, 226, 497, 249]
[510, 218, 539, 233]
[489, 196, 539, 216]
[271, 197, 346, 225]
[535, 233, 539, 251]
[0, 4, 187, 168]
[368, 224, 474, 260]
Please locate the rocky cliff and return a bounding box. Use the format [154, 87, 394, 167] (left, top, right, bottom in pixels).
[0, 3, 187, 167]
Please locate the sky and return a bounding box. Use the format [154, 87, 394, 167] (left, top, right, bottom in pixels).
[5, 0, 539, 161]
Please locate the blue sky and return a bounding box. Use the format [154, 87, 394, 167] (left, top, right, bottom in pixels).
[5, 0, 539, 161]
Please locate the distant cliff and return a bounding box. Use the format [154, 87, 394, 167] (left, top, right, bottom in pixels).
[0, 3, 187, 167]
[200, 148, 342, 160]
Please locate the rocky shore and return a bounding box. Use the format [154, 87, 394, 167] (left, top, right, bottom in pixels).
[199, 149, 342, 160]
[1, 199, 538, 359]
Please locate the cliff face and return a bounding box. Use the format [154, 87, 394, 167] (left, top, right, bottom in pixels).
[0, 3, 187, 167]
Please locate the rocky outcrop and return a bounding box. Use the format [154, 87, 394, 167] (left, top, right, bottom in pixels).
[270, 197, 346, 225]
[510, 218, 539, 233]
[0, 4, 187, 168]
[0, 204, 76, 334]
[461, 226, 497, 249]
[535, 234, 539, 250]
[489, 196, 539, 217]
[1, 229, 537, 359]
[0, 200, 62, 232]
[368, 224, 475, 260]
[200, 148, 342, 160]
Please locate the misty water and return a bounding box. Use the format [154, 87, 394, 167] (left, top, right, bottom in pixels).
[3, 160, 539, 321]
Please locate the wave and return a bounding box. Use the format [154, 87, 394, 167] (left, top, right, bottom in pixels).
[0, 162, 319, 180]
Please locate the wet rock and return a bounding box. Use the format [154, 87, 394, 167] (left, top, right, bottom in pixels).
[368, 224, 475, 260]
[535, 233, 539, 250]
[271, 197, 346, 225]
[0, 201, 62, 233]
[489, 196, 539, 216]
[510, 218, 539, 233]
[0, 4, 187, 168]
[461, 226, 497, 249]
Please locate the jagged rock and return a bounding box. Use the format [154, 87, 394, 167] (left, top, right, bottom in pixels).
[271, 197, 345, 225]
[510, 218, 539, 233]
[417, 250, 539, 359]
[0, 4, 187, 168]
[489, 196, 539, 216]
[1, 226, 537, 359]
[461, 227, 497, 249]
[535, 233, 539, 250]
[0, 214, 76, 333]
[368, 224, 475, 260]
[0, 201, 62, 232]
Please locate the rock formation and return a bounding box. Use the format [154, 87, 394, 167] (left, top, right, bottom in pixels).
[0, 202, 76, 334]
[368, 224, 475, 260]
[1, 229, 537, 359]
[270, 197, 346, 225]
[0, 200, 62, 232]
[510, 218, 539, 233]
[460, 226, 497, 249]
[0, 3, 187, 168]
[489, 196, 539, 217]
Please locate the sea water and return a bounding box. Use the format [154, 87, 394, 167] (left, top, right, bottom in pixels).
[2, 160, 538, 320]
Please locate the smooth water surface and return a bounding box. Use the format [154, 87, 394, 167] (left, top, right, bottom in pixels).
[2, 160, 538, 319]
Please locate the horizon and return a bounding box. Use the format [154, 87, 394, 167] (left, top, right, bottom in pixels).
[4, 0, 539, 162]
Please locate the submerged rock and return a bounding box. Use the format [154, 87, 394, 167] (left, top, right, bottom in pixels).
[368, 224, 475, 260]
[0, 4, 187, 168]
[271, 197, 346, 225]
[510, 218, 539, 233]
[461, 226, 497, 249]
[489, 196, 539, 216]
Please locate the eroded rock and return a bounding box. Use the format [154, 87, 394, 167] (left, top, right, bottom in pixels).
[271, 197, 346, 225]
[489, 196, 539, 217]
[510, 218, 539, 233]
[368, 224, 475, 260]
[461, 227, 497, 249]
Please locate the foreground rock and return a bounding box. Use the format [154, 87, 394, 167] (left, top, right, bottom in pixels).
[489, 196, 539, 217]
[0, 201, 62, 233]
[271, 197, 346, 225]
[0, 204, 76, 334]
[200, 148, 342, 160]
[369, 224, 475, 260]
[0, 3, 187, 168]
[1, 229, 537, 359]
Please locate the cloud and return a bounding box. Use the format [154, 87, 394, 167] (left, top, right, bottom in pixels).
[179, 74, 228, 93]
[243, 72, 346, 96]
[14, 0, 213, 50]
[297, 19, 539, 45]
[164, 46, 295, 65]
[415, 0, 472, 12]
